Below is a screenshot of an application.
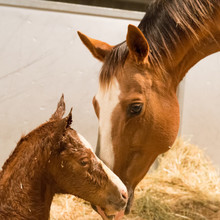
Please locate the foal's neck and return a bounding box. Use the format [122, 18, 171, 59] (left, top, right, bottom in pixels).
[0, 136, 56, 219]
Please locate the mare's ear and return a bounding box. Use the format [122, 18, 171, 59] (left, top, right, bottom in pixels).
[126, 24, 149, 64]
[50, 94, 65, 121]
[77, 31, 113, 61]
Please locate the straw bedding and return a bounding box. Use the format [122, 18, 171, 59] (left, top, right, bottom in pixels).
[50, 139, 220, 220]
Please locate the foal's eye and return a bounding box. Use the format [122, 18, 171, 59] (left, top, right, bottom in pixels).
[128, 103, 143, 116]
[80, 159, 89, 167]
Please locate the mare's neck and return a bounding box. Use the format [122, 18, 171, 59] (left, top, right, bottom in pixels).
[0, 139, 56, 219]
[139, 0, 220, 89]
[171, 29, 220, 87]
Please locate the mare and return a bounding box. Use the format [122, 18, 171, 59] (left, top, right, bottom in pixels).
[78, 0, 220, 215]
[0, 95, 127, 220]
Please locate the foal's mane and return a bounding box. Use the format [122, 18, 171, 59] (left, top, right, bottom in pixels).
[100, 0, 219, 85]
[0, 121, 61, 178]
[0, 135, 31, 180]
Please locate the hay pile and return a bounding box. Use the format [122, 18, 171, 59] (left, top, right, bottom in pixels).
[50, 139, 220, 220]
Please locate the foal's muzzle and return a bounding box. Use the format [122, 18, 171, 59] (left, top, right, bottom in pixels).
[92, 189, 128, 220]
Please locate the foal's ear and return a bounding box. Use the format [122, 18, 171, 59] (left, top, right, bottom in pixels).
[65, 108, 73, 128]
[53, 108, 72, 148]
[58, 108, 72, 133]
[50, 94, 65, 121]
[126, 24, 149, 64]
[77, 31, 113, 61]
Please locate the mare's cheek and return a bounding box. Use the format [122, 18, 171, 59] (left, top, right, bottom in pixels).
[122, 115, 149, 146]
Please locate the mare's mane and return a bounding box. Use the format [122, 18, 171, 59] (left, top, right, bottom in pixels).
[100, 0, 219, 85]
[139, 0, 218, 68]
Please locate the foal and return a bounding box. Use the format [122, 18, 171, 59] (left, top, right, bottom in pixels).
[0, 95, 127, 220]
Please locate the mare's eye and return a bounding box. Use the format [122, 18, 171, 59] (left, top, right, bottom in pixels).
[128, 103, 143, 116]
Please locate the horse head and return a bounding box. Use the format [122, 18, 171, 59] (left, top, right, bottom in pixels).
[47, 95, 128, 219]
[78, 25, 180, 213]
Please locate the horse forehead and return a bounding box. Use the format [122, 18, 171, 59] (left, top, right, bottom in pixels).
[66, 129, 94, 152]
[77, 133, 93, 151]
[95, 78, 121, 169]
[96, 78, 121, 108]
[95, 78, 121, 128]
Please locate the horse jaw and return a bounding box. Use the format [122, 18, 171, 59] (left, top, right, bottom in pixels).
[96, 206, 125, 220]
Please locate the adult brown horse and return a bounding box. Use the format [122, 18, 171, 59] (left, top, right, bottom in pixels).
[78, 0, 220, 215]
[0, 95, 127, 220]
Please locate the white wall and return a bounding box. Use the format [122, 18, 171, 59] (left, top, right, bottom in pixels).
[0, 1, 219, 171]
[0, 1, 141, 167]
[181, 53, 220, 170]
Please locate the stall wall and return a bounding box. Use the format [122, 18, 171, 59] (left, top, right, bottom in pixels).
[0, 1, 219, 170]
[181, 53, 220, 170]
[0, 2, 140, 167]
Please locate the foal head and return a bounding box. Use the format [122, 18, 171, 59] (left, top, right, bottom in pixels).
[47, 95, 128, 219]
[78, 25, 180, 212]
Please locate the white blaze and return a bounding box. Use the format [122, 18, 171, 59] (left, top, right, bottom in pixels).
[95, 78, 121, 170]
[77, 133, 93, 150]
[100, 160, 127, 196]
[77, 131, 127, 196]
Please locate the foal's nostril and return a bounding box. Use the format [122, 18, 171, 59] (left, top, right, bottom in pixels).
[121, 190, 128, 201]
